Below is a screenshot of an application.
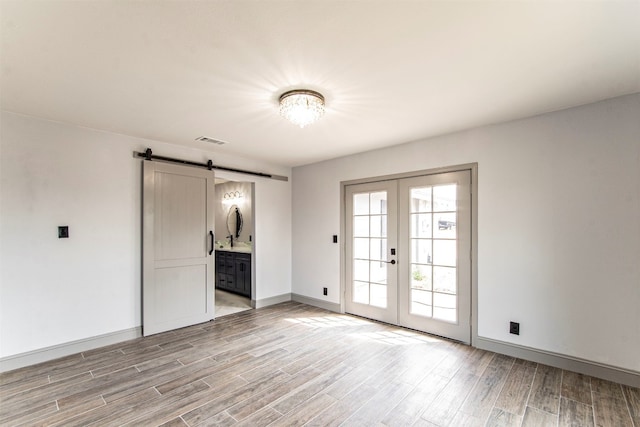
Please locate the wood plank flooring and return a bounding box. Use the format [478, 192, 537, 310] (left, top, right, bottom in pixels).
[1, 302, 637, 426]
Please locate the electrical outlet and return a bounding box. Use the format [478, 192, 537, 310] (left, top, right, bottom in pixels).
[323, 287, 328, 296]
[58, 226, 69, 238]
[510, 321, 520, 335]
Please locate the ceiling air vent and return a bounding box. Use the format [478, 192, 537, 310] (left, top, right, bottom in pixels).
[195, 136, 227, 145]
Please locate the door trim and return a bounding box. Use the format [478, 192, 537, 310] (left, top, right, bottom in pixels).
[340, 163, 478, 345]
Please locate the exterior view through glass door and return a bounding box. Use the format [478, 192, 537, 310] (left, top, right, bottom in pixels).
[345, 170, 471, 343]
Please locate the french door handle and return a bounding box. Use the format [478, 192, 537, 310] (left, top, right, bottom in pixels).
[209, 231, 214, 255]
[385, 259, 396, 265]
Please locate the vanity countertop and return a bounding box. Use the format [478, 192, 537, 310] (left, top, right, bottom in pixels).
[215, 246, 252, 254]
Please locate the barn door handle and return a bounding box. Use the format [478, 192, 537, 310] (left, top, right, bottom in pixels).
[209, 231, 214, 255]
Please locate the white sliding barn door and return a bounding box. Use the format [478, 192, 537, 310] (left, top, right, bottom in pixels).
[142, 161, 215, 336]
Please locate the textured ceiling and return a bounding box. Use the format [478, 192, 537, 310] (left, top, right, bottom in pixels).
[1, 1, 639, 167]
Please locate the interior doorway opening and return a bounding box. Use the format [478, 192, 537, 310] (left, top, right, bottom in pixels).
[214, 178, 254, 317]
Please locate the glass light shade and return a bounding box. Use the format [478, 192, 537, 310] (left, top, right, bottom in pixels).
[279, 90, 325, 128]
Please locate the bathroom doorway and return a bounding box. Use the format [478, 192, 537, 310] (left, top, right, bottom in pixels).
[214, 178, 254, 317]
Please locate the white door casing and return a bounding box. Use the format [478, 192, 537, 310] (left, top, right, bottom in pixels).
[142, 161, 215, 336]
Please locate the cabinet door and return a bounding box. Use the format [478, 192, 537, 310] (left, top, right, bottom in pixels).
[225, 253, 235, 274]
[235, 254, 251, 297]
[215, 253, 226, 289]
[243, 257, 251, 296]
[225, 253, 234, 291]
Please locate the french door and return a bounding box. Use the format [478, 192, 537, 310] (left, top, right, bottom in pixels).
[345, 170, 472, 343]
[345, 181, 398, 324]
[142, 161, 216, 336]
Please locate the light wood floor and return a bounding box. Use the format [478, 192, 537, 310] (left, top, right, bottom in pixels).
[1, 302, 638, 427]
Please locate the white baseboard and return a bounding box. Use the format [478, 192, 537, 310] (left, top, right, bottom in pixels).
[253, 293, 292, 309]
[475, 336, 640, 388]
[0, 327, 142, 373]
[291, 293, 341, 313]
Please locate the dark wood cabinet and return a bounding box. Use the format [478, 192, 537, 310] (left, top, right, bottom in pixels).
[215, 251, 251, 298]
[234, 254, 251, 296]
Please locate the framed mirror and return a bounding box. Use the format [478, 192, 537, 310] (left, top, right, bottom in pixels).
[226, 204, 243, 238]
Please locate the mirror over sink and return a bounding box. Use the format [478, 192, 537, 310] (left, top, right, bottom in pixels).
[226, 204, 243, 239]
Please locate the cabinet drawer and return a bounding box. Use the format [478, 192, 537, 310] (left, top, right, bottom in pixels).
[235, 253, 251, 262]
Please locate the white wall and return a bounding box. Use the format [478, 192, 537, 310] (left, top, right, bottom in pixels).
[292, 94, 640, 372]
[0, 111, 291, 358]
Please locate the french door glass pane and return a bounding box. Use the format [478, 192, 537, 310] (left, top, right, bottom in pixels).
[411, 264, 432, 290]
[433, 240, 456, 267]
[433, 266, 456, 294]
[370, 261, 387, 285]
[410, 188, 431, 212]
[434, 292, 456, 309]
[409, 184, 458, 322]
[353, 259, 370, 281]
[354, 194, 370, 215]
[433, 307, 456, 322]
[411, 289, 432, 317]
[411, 239, 432, 264]
[433, 276, 457, 323]
[411, 213, 432, 238]
[354, 217, 369, 237]
[370, 192, 387, 214]
[433, 185, 456, 211]
[352, 191, 388, 308]
[370, 215, 386, 238]
[370, 284, 387, 308]
[354, 238, 369, 259]
[434, 212, 456, 239]
[370, 238, 387, 261]
[353, 281, 369, 304]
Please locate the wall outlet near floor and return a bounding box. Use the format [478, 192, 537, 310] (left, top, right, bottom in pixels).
[58, 226, 69, 238]
[323, 287, 328, 296]
[510, 321, 520, 335]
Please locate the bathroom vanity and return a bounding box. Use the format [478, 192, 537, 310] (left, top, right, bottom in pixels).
[215, 249, 251, 298]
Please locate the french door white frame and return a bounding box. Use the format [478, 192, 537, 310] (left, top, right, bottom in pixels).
[340, 164, 478, 345]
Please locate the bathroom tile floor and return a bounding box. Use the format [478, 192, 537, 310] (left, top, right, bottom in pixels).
[215, 289, 252, 317]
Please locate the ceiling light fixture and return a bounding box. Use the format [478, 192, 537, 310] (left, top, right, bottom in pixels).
[279, 89, 325, 128]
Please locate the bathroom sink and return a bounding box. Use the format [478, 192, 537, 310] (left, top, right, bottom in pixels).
[216, 242, 252, 253]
